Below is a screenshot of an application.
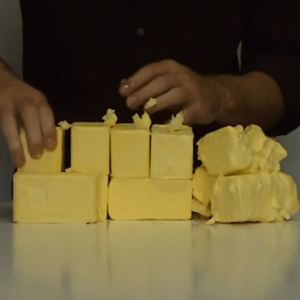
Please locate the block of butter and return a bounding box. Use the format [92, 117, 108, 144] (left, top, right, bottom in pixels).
[108, 178, 192, 220]
[13, 172, 99, 223]
[110, 124, 150, 178]
[209, 172, 299, 224]
[150, 125, 194, 179]
[71, 122, 110, 175]
[197, 125, 287, 176]
[18, 127, 64, 173]
[192, 165, 216, 217]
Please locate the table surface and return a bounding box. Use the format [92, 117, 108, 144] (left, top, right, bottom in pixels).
[1, 201, 300, 300]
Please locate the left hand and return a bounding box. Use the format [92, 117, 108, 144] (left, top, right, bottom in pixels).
[118, 59, 228, 125]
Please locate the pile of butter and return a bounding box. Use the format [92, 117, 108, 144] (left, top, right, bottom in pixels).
[193, 125, 299, 224]
[13, 110, 193, 223]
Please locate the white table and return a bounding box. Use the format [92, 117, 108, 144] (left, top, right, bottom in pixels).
[1, 201, 300, 300]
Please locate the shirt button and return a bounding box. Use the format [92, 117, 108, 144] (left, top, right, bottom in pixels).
[137, 27, 145, 37]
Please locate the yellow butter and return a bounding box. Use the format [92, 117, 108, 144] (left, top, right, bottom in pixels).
[132, 111, 151, 129]
[197, 125, 252, 176]
[245, 125, 287, 173]
[110, 124, 150, 178]
[167, 111, 184, 132]
[144, 97, 157, 109]
[150, 124, 194, 179]
[192, 198, 211, 217]
[198, 125, 287, 176]
[18, 127, 64, 173]
[71, 122, 110, 175]
[209, 172, 299, 224]
[102, 109, 118, 126]
[192, 165, 216, 217]
[108, 178, 192, 220]
[13, 172, 98, 223]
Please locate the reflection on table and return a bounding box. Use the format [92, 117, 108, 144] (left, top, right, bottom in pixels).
[0, 212, 298, 300]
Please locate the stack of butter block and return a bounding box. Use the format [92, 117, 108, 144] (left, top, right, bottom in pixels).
[192, 125, 299, 224]
[13, 110, 193, 223]
[13, 111, 115, 223]
[108, 111, 193, 220]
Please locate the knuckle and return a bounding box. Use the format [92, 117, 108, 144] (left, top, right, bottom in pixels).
[163, 59, 177, 69]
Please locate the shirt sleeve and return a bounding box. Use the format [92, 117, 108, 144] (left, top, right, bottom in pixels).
[241, 0, 300, 136]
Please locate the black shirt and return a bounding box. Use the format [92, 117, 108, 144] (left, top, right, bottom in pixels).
[20, 0, 300, 142]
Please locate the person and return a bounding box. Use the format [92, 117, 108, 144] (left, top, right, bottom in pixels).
[0, 0, 299, 168]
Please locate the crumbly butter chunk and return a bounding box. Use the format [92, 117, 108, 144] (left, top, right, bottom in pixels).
[192, 165, 216, 217]
[245, 125, 287, 173]
[108, 178, 192, 220]
[167, 111, 184, 132]
[198, 125, 252, 176]
[150, 124, 194, 179]
[209, 172, 299, 224]
[132, 111, 151, 129]
[198, 125, 287, 176]
[13, 172, 99, 223]
[110, 124, 150, 178]
[192, 198, 211, 217]
[18, 127, 64, 173]
[144, 97, 157, 109]
[71, 122, 110, 175]
[102, 109, 118, 126]
[58, 120, 72, 130]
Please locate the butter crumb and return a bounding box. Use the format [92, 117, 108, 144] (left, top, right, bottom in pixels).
[132, 111, 151, 129]
[167, 111, 184, 132]
[144, 97, 157, 109]
[58, 120, 72, 130]
[102, 109, 118, 126]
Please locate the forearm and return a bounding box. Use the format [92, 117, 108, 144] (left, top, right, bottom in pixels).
[213, 72, 285, 132]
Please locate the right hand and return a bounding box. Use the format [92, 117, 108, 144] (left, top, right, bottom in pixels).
[0, 64, 57, 168]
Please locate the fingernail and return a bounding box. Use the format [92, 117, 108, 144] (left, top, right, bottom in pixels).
[14, 156, 25, 168]
[120, 79, 127, 84]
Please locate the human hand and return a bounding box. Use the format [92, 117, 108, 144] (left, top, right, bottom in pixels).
[119, 59, 230, 125]
[0, 65, 56, 168]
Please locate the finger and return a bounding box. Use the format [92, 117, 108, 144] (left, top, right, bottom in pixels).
[19, 103, 44, 159]
[126, 74, 177, 109]
[119, 60, 176, 97]
[38, 104, 57, 150]
[146, 87, 186, 115]
[0, 110, 25, 167]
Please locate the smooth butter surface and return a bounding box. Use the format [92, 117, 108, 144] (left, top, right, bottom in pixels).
[71, 122, 110, 175]
[110, 124, 150, 178]
[150, 125, 193, 179]
[108, 178, 192, 220]
[19, 127, 64, 173]
[210, 172, 299, 223]
[13, 172, 98, 223]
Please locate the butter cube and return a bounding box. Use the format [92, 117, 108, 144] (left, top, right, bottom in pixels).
[13, 172, 98, 223]
[110, 124, 150, 178]
[150, 125, 193, 179]
[108, 178, 192, 220]
[71, 122, 110, 175]
[19, 127, 64, 173]
[210, 172, 299, 224]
